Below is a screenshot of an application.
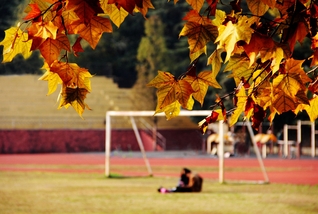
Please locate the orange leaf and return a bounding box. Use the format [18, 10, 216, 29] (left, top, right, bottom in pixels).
[39, 33, 70, 65]
[135, 0, 155, 18]
[24, 3, 41, 20]
[79, 16, 112, 49]
[185, 0, 204, 12]
[147, 71, 176, 88]
[272, 87, 297, 114]
[285, 58, 312, 85]
[66, 0, 103, 25]
[180, 21, 218, 54]
[62, 10, 86, 34]
[49, 61, 92, 91]
[149, 71, 195, 112]
[246, 0, 269, 16]
[180, 10, 218, 54]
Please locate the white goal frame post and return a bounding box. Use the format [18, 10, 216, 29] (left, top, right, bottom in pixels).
[105, 110, 269, 184]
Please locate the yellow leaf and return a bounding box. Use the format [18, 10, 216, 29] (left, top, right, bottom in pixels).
[186, 95, 194, 110]
[252, 80, 272, 109]
[224, 55, 255, 85]
[100, 1, 129, 28]
[0, 27, 32, 63]
[211, 10, 226, 27]
[216, 16, 258, 62]
[246, 0, 269, 16]
[189, 46, 206, 63]
[273, 74, 302, 98]
[155, 101, 181, 120]
[207, 49, 223, 78]
[229, 87, 247, 127]
[39, 70, 62, 95]
[305, 96, 318, 121]
[184, 70, 221, 106]
[271, 47, 284, 73]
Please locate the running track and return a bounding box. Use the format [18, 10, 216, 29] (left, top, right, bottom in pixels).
[0, 153, 317, 185]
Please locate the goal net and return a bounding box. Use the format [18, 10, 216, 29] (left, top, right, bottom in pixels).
[105, 110, 269, 184]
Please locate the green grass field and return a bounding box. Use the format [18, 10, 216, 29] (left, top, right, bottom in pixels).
[0, 169, 317, 214]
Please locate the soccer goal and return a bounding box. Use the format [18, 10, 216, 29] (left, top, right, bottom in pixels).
[105, 110, 269, 184]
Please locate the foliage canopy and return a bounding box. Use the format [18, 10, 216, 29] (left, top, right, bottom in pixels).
[1, 0, 318, 130]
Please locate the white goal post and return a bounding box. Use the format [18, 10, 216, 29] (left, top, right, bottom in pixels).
[105, 110, 269, 184]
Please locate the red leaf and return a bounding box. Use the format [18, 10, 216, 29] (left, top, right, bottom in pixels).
[205, 0, 218, 16]
[72, 37, 84, 57]
[206, 111, 219, 123]
[252, 104, 266, 130]
[108, 0, 137, 14]
[244, 97, 254, 115]
[309, 77, 318, 95]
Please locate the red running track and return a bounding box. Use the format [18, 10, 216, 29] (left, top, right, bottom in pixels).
[0, 153, 317, 185]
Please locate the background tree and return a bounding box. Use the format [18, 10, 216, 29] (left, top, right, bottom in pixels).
[132, 15, 169, 110]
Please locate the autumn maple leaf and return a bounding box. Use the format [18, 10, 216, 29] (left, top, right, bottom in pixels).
[0, 27, 32, 63]
[108, 0, 143, 15]
[180, 10, 218, 55]
[147, 71, 195, 118]
[39, 33, 71, 65]
[23, 3, 41, 21]
[100, 0, 129, 27]
[79, 16, 112, 49]
[183, 70, 221, 106]
[229, 86, 247, 126]
[58, 86, 91, 117]
[216, 16, 259, 62]
[246, 0, 269, 16]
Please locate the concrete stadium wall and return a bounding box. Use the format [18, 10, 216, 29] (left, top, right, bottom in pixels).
[0, 129, 203, 154]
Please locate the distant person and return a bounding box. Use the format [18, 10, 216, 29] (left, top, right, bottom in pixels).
[158, 168, 203, 193]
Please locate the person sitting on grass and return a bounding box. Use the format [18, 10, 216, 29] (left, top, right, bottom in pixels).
[158, 167, 203, 193]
